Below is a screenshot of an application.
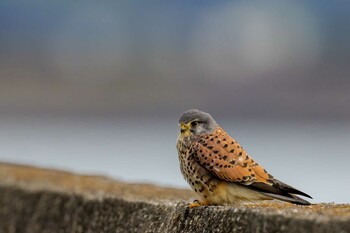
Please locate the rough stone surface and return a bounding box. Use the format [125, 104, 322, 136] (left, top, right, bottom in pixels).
[0, 163, 349, 233]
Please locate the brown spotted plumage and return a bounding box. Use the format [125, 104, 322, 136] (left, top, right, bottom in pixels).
[176, 109, 312, 207]
[193, 128, 271, 185]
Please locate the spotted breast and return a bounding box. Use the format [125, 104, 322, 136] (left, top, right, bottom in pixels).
[176, 134, 219, 201]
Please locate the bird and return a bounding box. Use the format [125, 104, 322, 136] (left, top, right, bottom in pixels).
[176, 109, 312, 207]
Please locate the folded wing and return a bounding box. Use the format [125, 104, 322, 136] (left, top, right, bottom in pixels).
[192, 127, 312, 205]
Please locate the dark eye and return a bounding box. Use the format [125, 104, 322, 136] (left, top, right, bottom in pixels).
[191, 121, 199, 127]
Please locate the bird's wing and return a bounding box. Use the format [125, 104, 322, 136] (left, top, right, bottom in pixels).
[192, 127, 312, 203]
[192, 127, 273, 185]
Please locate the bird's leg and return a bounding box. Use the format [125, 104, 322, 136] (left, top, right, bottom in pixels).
[188, 199, 210, 208]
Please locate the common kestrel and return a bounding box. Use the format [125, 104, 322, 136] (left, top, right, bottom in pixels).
[176, 109, 312, 207]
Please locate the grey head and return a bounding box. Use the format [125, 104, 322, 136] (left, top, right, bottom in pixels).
[178, 109, 218, 136]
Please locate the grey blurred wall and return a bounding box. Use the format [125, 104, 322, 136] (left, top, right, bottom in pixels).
[0, 1, 349, 121]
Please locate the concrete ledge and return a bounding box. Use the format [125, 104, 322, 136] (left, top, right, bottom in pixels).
[0, 163, 349, 233]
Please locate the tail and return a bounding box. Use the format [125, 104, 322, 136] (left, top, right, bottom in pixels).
[261, 192, 311, 205]
[250, 179, 312, 205]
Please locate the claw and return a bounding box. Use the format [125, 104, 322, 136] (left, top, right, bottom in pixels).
[188, 199, 209, 208]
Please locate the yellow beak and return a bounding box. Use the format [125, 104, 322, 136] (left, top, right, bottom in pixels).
[180, 123, 190, 135]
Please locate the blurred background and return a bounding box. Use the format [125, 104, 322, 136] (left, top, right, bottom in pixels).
[0, 1, 349, 203]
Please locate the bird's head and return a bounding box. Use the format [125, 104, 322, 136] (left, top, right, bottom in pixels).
[178, 109, 218, 137]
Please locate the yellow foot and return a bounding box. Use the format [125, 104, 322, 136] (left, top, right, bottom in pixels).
[188, 200, 210, 208]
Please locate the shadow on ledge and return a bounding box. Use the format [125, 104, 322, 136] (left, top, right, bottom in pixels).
[0, 162, 349, 233]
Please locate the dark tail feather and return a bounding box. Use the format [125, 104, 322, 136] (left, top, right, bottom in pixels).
[249, 179, 312, 205]
[272, 179, 312, 199]
[261, 192, 311, 205]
